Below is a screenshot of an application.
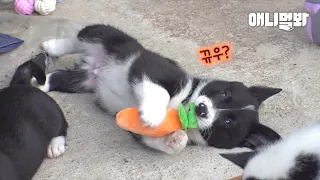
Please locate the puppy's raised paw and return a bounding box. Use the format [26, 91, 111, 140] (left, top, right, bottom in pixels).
[164, 130, 188, 154]
[138, 106, 166, 128]
[47, 136, 66, 158]
[42, 39, 64, 57]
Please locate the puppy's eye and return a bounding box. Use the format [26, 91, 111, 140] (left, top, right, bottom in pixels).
[225, 118, 232, 127]
[219, 90, 227, 97]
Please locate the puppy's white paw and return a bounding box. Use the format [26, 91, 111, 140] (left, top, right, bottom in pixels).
[38, 84, 50, 93]
[164, 130, 188, 155]
[30, 77, 39, 87]
[30, 75, 50, 93]
[47, 136, 66, 158]
[36, 73, 52, 93]
[138, 106, 167, 128]
[42, 39, 64, 57]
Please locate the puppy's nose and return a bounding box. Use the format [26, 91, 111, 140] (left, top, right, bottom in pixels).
[195, 103, 208, 118]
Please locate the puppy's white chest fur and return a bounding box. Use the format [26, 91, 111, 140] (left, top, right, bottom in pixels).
[95, 52, 194, 115]
[167, 79, 193, 109]
[95, 54, 139, 115]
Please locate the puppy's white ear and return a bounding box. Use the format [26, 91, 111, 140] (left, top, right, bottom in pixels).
[240, 123, 281, 150]
[220, 151, 255, 169]
[249, 86, 282, 105]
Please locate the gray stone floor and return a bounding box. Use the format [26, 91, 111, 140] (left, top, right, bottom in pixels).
[0, 0, 318, 179]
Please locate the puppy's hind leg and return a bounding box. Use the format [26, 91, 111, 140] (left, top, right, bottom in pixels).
[0, 152, 20, 180]
[139, 130, 189, 155]
[47, 117, 68, 159]
[42, 38, 82, 57]
[37, 67, 96, 93]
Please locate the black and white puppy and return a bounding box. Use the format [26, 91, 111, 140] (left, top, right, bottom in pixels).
[221, 122, 320, 180]
[0, 54, 68, 180]
[38, 24, 281, 154]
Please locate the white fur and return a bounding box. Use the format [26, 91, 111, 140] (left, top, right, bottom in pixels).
[142, 130, 188, 155]
[34, 73, 52, 93]
[194, 95, 217, 129]
[243, 122, 320, 180]
[80, 43, 109, 72]
[242, 105, 256, 111]
[168, 78, 193, 109]
[187, 128, 207, 146]
[188, 80, 208, 103]
[82, 44, 139, 114]
[42, 38, 81, 57]
[47, 136, 66, 158]
[134, 77, 170, 127]
[30, 77, 38, 86]
[95, 61, 137, 114]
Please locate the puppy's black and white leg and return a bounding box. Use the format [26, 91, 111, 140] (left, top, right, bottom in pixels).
[47, 116, 68, 159]
[133, 77, 170, 127]
[140, 130, 188, 155]
[47, 136, 66, 159]
[36, 68, 95, 93]
[132, 78, 188, 154]
[42, 37, 82, 57]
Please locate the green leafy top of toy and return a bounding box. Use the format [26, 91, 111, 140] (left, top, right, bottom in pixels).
[178, 103, 198, 131]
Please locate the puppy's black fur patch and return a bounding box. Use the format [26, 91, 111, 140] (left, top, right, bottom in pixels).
[288, 153, 319, 180]
[0, 58, 68, 180]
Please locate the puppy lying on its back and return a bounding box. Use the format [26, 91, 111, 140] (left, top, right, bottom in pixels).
[221, 122, 320, 180]
[0, 54, 68, 180]
[39, 24, 282, 155]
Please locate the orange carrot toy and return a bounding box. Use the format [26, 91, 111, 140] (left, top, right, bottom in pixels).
[116, 103, 198, 137]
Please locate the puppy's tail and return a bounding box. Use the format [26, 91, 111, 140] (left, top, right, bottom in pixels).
[10, 53, 47, 86]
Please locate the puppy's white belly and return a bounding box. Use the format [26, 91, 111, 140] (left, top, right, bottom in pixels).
[95, 63, 138, 114]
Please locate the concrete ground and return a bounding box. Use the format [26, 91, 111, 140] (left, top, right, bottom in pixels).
[0, 0, 319, 179]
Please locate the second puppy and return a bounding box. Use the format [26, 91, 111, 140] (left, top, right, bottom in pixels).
[221, 122, 320, 180]
[0, 55, 68, 180]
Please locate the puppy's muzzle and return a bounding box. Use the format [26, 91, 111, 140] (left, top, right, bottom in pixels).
[195, 103, 208, 118]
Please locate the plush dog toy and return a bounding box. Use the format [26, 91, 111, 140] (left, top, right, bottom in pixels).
[116, 103, 198, 137]
[305, 0, 320, 44]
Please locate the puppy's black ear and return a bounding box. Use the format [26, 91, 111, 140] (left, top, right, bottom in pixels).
[220, 151, 255, 169]
[249, 86, 282, 105]
[240, 123, 281, 150]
